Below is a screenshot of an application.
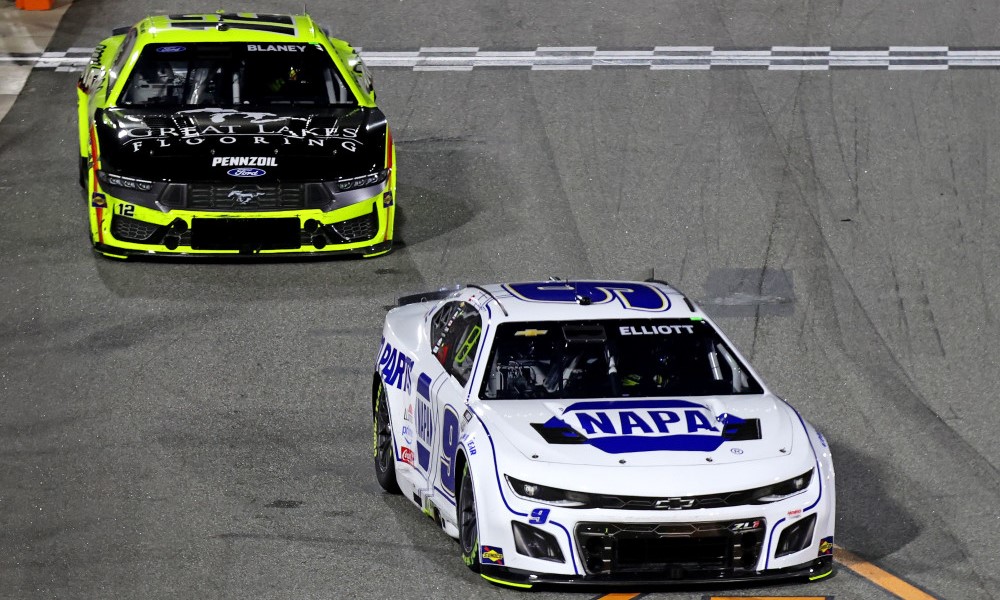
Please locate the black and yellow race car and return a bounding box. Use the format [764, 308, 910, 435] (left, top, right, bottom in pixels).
[77, 12, 395, 258]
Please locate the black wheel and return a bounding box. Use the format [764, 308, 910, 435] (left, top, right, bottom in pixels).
[458, 462, 480, 572]
[78, 155, 88, 189]
[373, 383, 401, 494]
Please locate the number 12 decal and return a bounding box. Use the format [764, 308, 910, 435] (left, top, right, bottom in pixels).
[114, 203, 135, 217]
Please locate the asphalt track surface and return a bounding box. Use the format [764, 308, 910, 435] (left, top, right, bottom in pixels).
[2, 1, 1000, 599]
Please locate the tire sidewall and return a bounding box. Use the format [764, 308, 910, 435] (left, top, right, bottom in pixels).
[458, 462, 480, 572]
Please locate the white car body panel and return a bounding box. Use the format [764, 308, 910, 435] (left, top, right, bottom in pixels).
[374, 280, 835, 588]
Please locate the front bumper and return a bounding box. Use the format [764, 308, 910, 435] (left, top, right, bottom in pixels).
[88, 190, 395, 259]
[472, 467, 836, 589]
[480, 556, 833, 589]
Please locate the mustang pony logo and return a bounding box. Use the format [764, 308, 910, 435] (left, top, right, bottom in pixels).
[228, 190, 263, 205]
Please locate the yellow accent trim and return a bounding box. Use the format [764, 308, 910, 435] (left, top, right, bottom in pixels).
[454, 325, 481, 364]
[479, 574, 532, 589]
[808, 568, 834, 581]
[835, 545, 938, 599]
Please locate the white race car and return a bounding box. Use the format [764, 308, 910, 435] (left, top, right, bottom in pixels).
[372, 280, 834, 588]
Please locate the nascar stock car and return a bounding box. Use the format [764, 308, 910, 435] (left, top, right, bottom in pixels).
[372, 280, 835, 588]
[77, 12, 395, 258]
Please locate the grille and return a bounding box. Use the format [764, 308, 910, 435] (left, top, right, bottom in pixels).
[578, 490, 760, 510]
[187, 183, 307, 210]
[111, 215, 165, 243]
[576, 519, 765, 577]
[190, 217, 301, 251]
[328, 210, 378, 242]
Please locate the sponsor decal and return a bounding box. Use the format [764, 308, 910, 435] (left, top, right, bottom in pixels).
[787, 508, 803, 518]
[817, 430, 829, 448]
[227, 168, 266, 178]
[414, 373, 433, 470]
[400, 446, 414, 466]
[247, 44, 309, 52]
[481, 546, 504, 565]
[503, 281, 671, 312]
[121, 109, 363, 152]
[819, 536, 834, 556]
[91, 193, 107, 208]
[403, 404, 414, 422]
[401, 425, 415, 445]
[729, 520, 763, 532]
[535, 399, 756, 454]
[619, 324, 694, 336]
[467, 439, 477, 455]
[377, 340, 414, 394]
[212, 156, 278, 167]
[227, 190, 263, 205]
[731, 447, 744, 455]
[156, 46, 186, 53]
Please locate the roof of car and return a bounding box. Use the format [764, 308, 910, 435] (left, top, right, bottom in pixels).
[133, 13, 327, 44]
[463, 280, 705, 323]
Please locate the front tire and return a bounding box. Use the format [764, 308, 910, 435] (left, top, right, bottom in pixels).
[78, 155, 88, 189]
[458, 462, 480, 572]
[373, 382, 400, 494]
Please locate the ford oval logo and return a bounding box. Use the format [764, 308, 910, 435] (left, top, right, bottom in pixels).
[227, 168, 266, 178]
[156, 46, 186, 53]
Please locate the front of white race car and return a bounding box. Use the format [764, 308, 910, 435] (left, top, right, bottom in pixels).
[458, 312, 835, 588]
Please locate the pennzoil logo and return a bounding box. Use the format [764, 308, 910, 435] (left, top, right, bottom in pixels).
[819, 536, 834, 556]
[212, 156, 278, 167]
[480, 546, 504, 565]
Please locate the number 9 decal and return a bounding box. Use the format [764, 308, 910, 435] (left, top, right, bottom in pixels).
[440, 406, 460, 494]
[529, 508, 550, 525]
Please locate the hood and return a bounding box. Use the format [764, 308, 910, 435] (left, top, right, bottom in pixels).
[95, 106, 386, 182]
[480, 395, 800, 468]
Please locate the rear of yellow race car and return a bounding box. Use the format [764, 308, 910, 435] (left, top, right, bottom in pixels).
[78, 12, 396, 258]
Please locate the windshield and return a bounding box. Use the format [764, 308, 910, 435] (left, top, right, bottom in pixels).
[480, 319, 763, 399]
[119, 43, 355, 108]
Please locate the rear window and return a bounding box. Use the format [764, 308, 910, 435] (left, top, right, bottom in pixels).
[480, 319, 763, 399]
[119, 42, 355, 108]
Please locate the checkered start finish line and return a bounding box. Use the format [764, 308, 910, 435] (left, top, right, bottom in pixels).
[9, 46, 1000, 71]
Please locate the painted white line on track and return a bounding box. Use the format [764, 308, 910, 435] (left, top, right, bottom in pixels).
[12, 46, 1000, 72]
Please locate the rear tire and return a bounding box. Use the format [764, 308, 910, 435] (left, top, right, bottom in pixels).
[458, 462, 480, 572]
[373, 383, 401, 494]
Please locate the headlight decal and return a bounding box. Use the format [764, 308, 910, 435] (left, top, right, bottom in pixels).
[764, 403, 827, 570]
[466, 409, 580, 575]
[335, 168, 389, 192]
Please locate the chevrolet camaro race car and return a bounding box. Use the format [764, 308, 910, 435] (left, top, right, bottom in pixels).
[77, 12, 395, 258]
[373, 280, 835, 588]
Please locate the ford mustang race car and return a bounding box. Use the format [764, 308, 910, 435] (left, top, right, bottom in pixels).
[372, 280, 835, 588]
[77, 12, 395, 258]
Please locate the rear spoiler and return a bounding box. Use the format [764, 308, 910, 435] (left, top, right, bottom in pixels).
[396, 285, 462, 307]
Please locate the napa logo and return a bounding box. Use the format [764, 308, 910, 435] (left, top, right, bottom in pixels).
[537, 399, 753, 454]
